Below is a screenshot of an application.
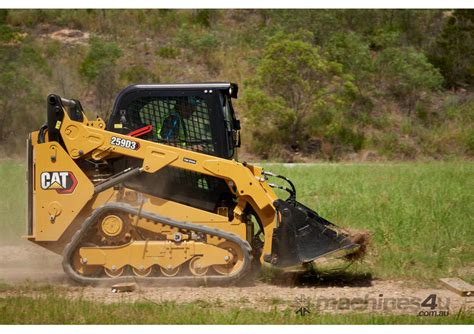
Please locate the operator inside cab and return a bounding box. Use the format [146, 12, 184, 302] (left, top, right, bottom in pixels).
[156, 96, 200, 145]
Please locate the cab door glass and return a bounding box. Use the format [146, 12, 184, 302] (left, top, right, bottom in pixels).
[123, 95, 215, 155]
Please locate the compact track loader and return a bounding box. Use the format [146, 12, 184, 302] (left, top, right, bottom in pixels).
[26, 83, 364, 285]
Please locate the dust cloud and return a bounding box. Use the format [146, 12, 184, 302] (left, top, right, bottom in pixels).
[0, 239, 66, 283]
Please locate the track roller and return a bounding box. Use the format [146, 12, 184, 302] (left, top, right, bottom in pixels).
[160, 265, 180, 277]
[104, 266, 125, 277]
[132, 266, 153, 277]
[189, 256, 209, 276]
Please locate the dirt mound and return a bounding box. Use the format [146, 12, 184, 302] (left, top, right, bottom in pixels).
[49, 29, 89, 45]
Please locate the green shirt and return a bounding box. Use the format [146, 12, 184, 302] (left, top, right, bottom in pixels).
[156, 110, 187, 143]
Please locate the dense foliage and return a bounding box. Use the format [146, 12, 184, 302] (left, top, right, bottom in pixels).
[0, 9, 472, 160]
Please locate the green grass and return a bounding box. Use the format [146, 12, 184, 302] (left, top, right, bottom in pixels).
[0, 160, 26, 243]
[264, 161, 474, 283]
[0, 295, 472, 324]
[1, 160, 473, 283]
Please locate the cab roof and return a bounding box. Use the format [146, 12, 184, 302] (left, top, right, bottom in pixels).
[117, 82, 238, 99]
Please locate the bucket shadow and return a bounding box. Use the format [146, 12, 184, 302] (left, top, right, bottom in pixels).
[271, 270, 374, 288]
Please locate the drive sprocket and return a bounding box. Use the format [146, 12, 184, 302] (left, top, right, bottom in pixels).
[96, 212, 132, 245]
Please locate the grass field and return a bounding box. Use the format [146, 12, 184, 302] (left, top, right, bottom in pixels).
[0, 160, 26, 243]
[1, 160, 473, 282]
[264, 161, 474, 283]
[0, 291, 472, 324]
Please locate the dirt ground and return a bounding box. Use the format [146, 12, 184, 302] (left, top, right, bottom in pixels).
[1, 242, 473, 316]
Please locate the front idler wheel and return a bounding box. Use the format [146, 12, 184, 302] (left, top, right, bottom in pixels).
[72, 243, 102, 277]
[212, 241, 244, 275]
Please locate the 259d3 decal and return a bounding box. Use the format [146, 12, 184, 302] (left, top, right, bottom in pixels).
[110, 136, 140, 150]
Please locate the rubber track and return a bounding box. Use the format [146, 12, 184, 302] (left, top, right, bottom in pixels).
[62, 202, 253, 286]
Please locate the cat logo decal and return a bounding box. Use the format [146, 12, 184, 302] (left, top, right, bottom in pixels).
[40, 171, 78, 194]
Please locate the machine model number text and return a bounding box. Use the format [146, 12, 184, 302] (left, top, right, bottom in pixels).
[110, 136, 139, 150]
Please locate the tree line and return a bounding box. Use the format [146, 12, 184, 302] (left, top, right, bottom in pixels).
[0, 9, 472, 159]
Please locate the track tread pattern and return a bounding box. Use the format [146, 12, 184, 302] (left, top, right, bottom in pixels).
[62, 202, 253, 286]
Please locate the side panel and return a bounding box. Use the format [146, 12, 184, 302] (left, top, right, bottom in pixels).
[32, 142, 94, 241]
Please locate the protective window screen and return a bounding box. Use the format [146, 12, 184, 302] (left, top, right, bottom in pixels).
[123, 96, 215, 155]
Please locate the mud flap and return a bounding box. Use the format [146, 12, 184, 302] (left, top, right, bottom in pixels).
[269, 199, 359, 268]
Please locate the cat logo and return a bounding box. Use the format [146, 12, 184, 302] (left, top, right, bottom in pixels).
[40, 171, 77, 194]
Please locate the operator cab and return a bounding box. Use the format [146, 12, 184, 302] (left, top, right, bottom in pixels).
[107, 83, 240, 160]
[106, 83, 241, 215]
